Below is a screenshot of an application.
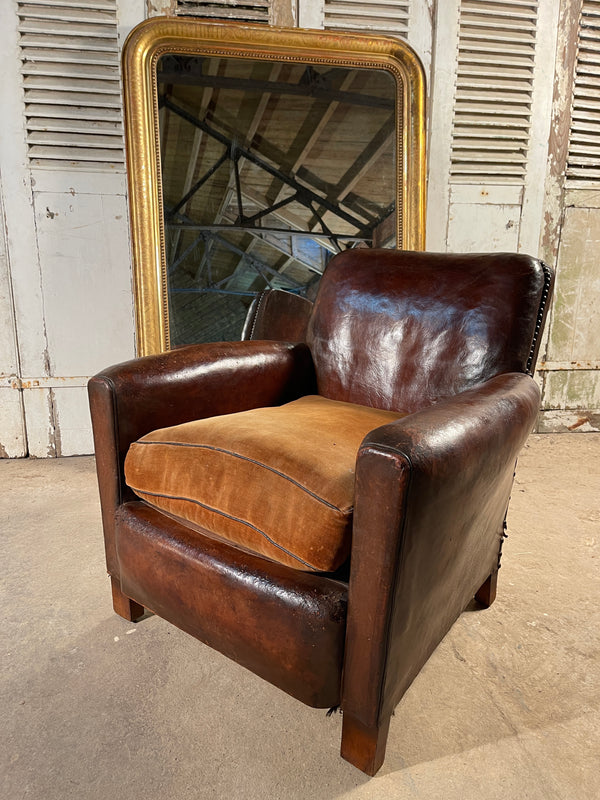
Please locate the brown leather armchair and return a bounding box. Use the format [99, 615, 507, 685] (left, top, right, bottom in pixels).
[89, 249, 553, 775]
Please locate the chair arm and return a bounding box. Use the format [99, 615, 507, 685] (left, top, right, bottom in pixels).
[342, 372, 540, 731]
[88, 340, 315, 576]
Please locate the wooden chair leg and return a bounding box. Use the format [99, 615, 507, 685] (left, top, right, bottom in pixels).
[475, 570, 498, 608]
[340, 712, 391, 776]
[110, 576, 145, 622]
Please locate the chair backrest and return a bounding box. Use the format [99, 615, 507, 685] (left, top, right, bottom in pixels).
[307, 249, 553, 414]
[241, 289, 313, 342]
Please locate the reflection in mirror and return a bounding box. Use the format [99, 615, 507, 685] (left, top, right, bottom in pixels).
[157, 55, 396, 345]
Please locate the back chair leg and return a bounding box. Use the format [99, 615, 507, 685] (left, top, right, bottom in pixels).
[475, 570, 498, 608]
[110, 576, 145, 622]
[340, 712, 391, 776]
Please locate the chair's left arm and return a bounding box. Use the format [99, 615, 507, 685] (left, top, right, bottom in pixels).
[88, 340, 315, 577]
[341, 371, 540, 773]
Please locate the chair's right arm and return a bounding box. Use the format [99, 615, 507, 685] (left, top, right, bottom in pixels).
[88, 340, 316, 577]
[341, 371, 540, 774]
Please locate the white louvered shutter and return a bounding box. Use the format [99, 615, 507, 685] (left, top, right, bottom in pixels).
[566, 0, 600, 185]
[450, 0, 538, 183]
[17, 0, 124, 170]
[323, 1, 409, 37]
[176, 1, 270, 23]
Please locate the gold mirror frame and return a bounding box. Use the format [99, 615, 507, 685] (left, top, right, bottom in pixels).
[122, 17, 426, 356]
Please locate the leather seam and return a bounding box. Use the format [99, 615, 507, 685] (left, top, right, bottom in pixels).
[130, 439, 353, 513]
[91, 374, 123, 582]
[358, 445, 413, 726]
[100, 374, 123, 508]
[378, 446, 412, 725]
[132, 487, 317, 570]
[249, 291, 266, 339]
[526, 261, 553, 375]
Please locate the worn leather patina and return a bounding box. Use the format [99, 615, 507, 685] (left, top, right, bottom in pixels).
[89, 249, 554, 776]
[308, 250, 550, 412]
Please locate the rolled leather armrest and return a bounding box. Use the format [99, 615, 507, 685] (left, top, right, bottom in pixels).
[88, 340, 316, 576]
[343, 372, 540, 730]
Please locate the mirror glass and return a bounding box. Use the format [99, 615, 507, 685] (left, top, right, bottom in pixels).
[157, 55, 397, 345]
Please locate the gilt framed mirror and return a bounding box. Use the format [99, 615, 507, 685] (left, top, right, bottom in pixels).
[122, 17, 426, 355]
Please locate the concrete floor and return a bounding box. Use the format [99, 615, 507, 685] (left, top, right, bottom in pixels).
[1, 434, 599, 800]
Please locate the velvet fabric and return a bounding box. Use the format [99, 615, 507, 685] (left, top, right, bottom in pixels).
[124, 395, 404, 571]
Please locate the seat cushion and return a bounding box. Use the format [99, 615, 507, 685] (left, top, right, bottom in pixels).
[124, 395, 404, 572]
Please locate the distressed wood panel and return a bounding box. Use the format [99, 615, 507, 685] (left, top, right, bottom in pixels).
[51, 385, 94, 455]
[0, 389, 27, 457]
[446, 202, 521, 252]
[33, 190, 135, 377]
[22, 388, 56, 458]
[542, 369, 600, 409]
[547, 205, 600, 363]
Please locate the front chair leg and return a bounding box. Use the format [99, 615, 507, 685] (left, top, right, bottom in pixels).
[475, 570, 498, 608]
[110, 576, 145, 622]
[340, 712, 391, 776]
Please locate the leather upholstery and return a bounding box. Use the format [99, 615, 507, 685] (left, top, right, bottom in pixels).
[124, 395, 404, 571]
[89, 249, 554, 775]
[115, 502, 347, 707]
[343, 371, 540, 730]
[308, 249, 550, 413]
[242, 288, 313, 342]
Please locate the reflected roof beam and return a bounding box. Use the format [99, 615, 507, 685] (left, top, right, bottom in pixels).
[158, 63, 393, 110]
[161, 96, 370, 233]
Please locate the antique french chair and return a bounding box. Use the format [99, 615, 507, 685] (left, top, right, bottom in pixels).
[89, 248, 553, 775]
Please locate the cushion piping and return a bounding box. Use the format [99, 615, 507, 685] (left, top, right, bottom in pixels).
[129, 439, 353, 513]
[133, 487, 319, 570]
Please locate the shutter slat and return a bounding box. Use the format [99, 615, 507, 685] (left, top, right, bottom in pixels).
[453, 138, 529, 151]
[28, 145, 124, 163]
[25, 103, 122, 121]
[453, 115, 531, 129]
[25, 89, 122, 107]
[19, 19, 118, 38]
[456, 75, 535, 91]
[28, 116, 123, 134]
[176, 1, 270, 22]
[23, 75, 120, 94]
[28, 131, 123, 148]
[322, 0, 409, 5]
[461, 0, 538, 7]
[22, 47, 118, 65]
[22, 0, 116, 8]
[22, 61, 119, 79]
[18, 4, 116, 23]
[570, 143, 600, 154]
[455, 8, 539, 21]
[571, 117, 600, 132]
[18, 1, 124, 170]
[20, 33, 118, 52]
[451, 164, 526, 175]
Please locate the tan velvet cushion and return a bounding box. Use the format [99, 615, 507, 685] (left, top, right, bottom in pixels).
[124, 395, 404, 572]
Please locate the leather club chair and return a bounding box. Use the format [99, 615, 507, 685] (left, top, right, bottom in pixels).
[88, 249, 553, 775]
